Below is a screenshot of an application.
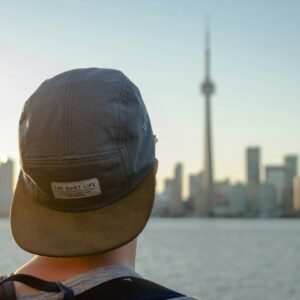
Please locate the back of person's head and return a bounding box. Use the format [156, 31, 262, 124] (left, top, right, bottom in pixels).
[11, 68, 156, 257]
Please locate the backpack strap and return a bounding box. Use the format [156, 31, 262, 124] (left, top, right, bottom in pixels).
[0, 276, 17, 300]
[0, 274, 74, 300]
[76, 276, 185, 300]
[0, 274, 185, 300]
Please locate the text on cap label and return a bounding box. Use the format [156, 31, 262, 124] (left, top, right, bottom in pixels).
[51, 178, 101, 199]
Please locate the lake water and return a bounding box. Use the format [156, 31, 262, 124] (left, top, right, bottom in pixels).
[1, 218, 300, 300]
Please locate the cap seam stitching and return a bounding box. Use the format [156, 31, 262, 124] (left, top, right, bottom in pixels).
[120, 83, 133, 179]
[118, 81, 130, 179]
[64, 72, 75, 155]
[23, 160, 119, 167]
[22, 148, 120, 159]
[68, 72, 76, 154]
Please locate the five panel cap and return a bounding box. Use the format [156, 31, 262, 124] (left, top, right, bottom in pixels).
[11, 68, 156, 257]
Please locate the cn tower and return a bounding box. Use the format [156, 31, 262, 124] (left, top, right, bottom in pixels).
[200, 25, 216, 215]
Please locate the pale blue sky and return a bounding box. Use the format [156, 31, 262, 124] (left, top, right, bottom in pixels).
[0, 0, 299, 194]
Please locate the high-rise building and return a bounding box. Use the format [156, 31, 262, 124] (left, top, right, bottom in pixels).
[282, 155, 298, 215]
[215, 179, 231, 206]
[153, 179, 173, 216]
[200, 24, 216, 215]
[164, 179, 173, 195]
[258, 183, 277, 216]
[284, 155, 298, 185]
[214, 179, 231, 216]
[266, 165, 286, 206]
[174, 163, 183, 201]
[246, 147, 261, 185]
[293, 177, 300, 213]
[189, 172, 205, 215]
[229, 183, 246, 215]
[246, 147, 261, 215]
[0, 157, 14, 217]
[167, 163, 184, 216]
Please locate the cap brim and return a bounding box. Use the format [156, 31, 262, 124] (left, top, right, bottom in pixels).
[11, 170, 155, 257]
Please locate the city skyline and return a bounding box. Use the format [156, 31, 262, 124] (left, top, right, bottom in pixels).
[0, 1, 299, 194]
[155, 145, 299, 218]
[161, 145, 299, 198]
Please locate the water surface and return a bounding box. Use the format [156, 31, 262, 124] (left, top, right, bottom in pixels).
[1, 218, 300, 300]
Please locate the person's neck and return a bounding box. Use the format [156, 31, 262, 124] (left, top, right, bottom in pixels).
[14, 239, 137, 294]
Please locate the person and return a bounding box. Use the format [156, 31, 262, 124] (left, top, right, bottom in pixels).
[0, 68, 197, 299]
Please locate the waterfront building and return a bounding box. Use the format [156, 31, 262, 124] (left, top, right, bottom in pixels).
[246, 147, 261, 215]
[285, 155, 298, 185]
[189, 172, 205, 215]
[282, 155, 298, 215]
[229, 183, 246, 216]
[154, 178, 174, 216]
[258, 183, 277, 216]
[293, 177, 300, 213]
[153, 178, 174, 216]
[215, 180, 231, 206]
[167, 163, 184, 217]
[164, 179, 174, 196]
[246, 147, 261, 185]
[0, 157, 14, 217]
[245, 184, 260, 215]
[265, 165, 286, 207]
[214, 179, 231, 216]
[200, 24, 216, 215]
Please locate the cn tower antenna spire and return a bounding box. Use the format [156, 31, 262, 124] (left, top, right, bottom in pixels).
[205, 17, 211, 80]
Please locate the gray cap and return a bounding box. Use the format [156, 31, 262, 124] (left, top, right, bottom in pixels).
[11, 68, 156, 257]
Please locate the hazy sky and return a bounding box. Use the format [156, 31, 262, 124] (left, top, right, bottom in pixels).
[0, 0, 299, 194]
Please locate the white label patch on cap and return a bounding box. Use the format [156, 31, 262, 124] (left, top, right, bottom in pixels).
[51, 178, 101, 199]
